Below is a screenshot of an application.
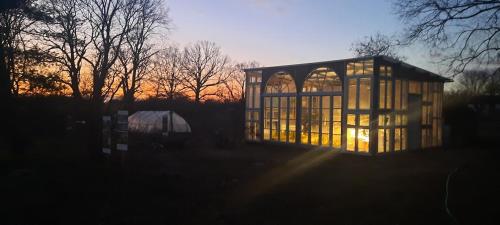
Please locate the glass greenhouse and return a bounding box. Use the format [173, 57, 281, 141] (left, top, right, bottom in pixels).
[244, 56, 452, 155]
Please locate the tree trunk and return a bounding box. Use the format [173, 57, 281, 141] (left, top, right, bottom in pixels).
[0, 47, 11, 99]
[194, 91, 200, 103]
[70, 74, 82, 100]
[87, 91, 104, 159]
[72, 86, 82, 99]
[124, 92, 135, 110]
[0, 45, 14, 155]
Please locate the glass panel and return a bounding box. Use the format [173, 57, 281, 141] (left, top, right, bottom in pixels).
[378, 128, 385, 153]
[301, 96, 310, 144]
[311, 96, 320, 145]
[387, 66, 392, 77]
[247, 85, 253, 108]
[364, 60, 374, 75]
[357, 128, 370, 152]
[359, 114, 370, 126]
[303, 68, 342, 92]
[359, 78, 371, 109]
[395, 114, 401, 126]
[347, 128, 356, 151]
[333, 109, 342, 122]
[271, 97, 279, 141]
[289, 97, 296, 122]
[347, 63, 354, 76]
[395, 80, 401, 110]
[379, 114, 389, 126]
[265, 72, 296, 94]
[380, 66, 386, 76]
[402, 80, 408, 110]
[280, 97, 288, 142]
[348, 114, 356, 125]
[322, 96, 330, 109]
[322, 109, 330, 122]
[334, 96, 342, 108]
[289, 97, 296, 143]
[422, 82, 429, 102]
[385, 129, 392, 152]
[354, 62, 363, 75]
[332, 135, 341, 148]
[387, 80, 392, 109]
[321, 135, 329, 146]
[321, 96, 330, 146]
[254, 86, 260, 108]
[245, 73, 262, 141]
[311, 132, 320, 145]
[401, 128, 407, 150]
[409, 81, 421, 94]
[288, 129, 296, 143]
[348, 79, 357, 109]
[263, 127, 270, 140]
[394, 128, 401, 151]
[263, 97, 271, 140]
[421, 106, 427, 125]
[333, 122, 341, 134]
[379, 80, 386, 109]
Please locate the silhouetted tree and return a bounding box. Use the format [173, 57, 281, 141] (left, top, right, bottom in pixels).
[80, 0, 132, 156]
[350, 32, 405, 60]
[222, 61, 259, 102]
[117, 0, 169, 106]
[454, 68, 500, 96]
[457, 70, 491, 96]
[150, 45, 186, 100]
[40, 0, 90, 99]
[0, 0, 38, 96]
[81, 0, 132, 104]
[485, 68, 500, 95]
[181, 41, 229, 103]
[394, 0, 500, 75]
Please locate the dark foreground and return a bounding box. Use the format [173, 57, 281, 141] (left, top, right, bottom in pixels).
[2, 143, 499, 225]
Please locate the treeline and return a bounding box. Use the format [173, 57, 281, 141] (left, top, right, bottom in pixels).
[0, 0, 257, 155]
[0, 0, 257, 105]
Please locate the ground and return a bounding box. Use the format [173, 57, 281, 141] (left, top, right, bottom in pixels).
[2, 142, 500, 225]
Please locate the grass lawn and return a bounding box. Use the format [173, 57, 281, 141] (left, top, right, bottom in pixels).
[2, 142, 499, 225]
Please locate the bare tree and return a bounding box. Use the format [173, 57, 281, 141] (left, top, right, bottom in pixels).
[80, 0, 132, 156]
[117, 0, 169, 106]
[181, 41, 229, 103]
[350, 32, 405, 60]
[81, 0, 132, 104]
[40, 0, 90, 99]
[0, 0, 39, 96]
[150, 45, 185, 99]
[222, 61, 259, 102]
[485, 68, 500, 95]
[394, 0, 500, 76]
[454, 68, 500, 96]
[457, 70, 491, 96]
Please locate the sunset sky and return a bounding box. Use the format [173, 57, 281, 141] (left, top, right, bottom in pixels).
[167, 0, 444, 73]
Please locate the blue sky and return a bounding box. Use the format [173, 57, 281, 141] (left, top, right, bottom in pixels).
[166, 0, 442, 73]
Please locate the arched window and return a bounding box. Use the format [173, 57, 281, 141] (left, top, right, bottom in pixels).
[300, 67, 342, 148]
[265, 72, 296, 94]
[263, 72, 297, 143]
[302, 67, 342, 92]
